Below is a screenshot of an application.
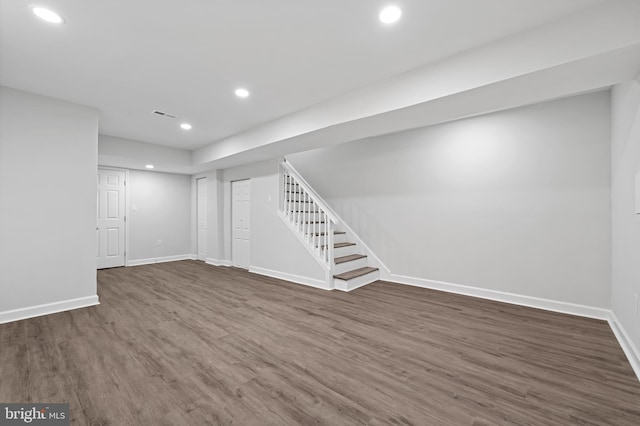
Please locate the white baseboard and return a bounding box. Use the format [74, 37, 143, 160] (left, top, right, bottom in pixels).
[388, 273, 610, 320]
[249, 266, 330, 290]
[608, 312, 640, 383]
[387, 273, 639, 382]
[206, 258, 232, 267]
[127, 254, 196, 267]
[0, 295, 100, 324]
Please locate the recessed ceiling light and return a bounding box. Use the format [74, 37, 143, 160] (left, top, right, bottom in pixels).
[180, 123, 192, 130]
[379, 5, 402, 24]
[235, 88, 250, 98]
[31, 6, 64, 24]
[145, 164, 154, 169]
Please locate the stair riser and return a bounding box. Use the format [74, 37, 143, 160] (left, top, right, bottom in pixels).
[334, 257, 368, 275]
[300, 233, 347, 247]
[332, 233, 347, 244]
[334, 244, 357, 258]
[317, 244, 355, 258]
[334, 270, 379, 291]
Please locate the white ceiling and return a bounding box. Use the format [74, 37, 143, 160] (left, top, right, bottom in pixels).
[0, 0, 608, 150]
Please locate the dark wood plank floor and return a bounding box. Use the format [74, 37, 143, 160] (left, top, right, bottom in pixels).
[1, 260, 639, 425]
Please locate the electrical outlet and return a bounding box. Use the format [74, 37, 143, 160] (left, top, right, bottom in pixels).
[157, 239, 162, 247]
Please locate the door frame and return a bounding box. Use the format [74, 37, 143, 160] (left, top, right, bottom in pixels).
[231, 178, 251, 269]
[196, 177, 208, 261]
[98, 166, 130, 267]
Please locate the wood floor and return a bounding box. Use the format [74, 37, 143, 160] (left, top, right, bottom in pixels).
[1, 261, 639, 425]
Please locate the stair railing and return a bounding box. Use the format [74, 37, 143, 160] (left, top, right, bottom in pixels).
[279, 160, 337, 270]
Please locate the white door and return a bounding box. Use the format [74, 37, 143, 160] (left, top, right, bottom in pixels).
[232, 179, 251, 269]
[97, 169, 126, 269]
[197, 177, 208, 261]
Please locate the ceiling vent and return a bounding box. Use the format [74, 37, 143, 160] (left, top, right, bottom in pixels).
[152, 110, 176, 119]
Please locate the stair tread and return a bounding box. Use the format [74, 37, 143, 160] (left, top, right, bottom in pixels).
[334, 242, 355, 248]
[315, 231, 346, 236]
[334, 267, 379, 281]
[335, 254, 367, 264]
[319, 241, 355, 249]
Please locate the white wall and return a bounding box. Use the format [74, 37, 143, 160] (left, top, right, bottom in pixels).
[611, 79, 640, 359]
[128, 170, 192, 263]
[0, 86, 99, 320]
[98, 134, 193, 174]
[194, 159, 326, 285]
[290, 91, 611, 308]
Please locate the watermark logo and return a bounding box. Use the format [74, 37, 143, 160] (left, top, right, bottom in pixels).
[0, 404, 68, 426]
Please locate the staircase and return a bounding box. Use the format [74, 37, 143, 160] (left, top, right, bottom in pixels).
[280, 160, 379, 291]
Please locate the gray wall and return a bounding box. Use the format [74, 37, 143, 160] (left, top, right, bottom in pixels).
[289, 91, 611, 307]
[128, 170, 192, 262]
[0, 87, 98, 314]
[611, 79, 640, 354]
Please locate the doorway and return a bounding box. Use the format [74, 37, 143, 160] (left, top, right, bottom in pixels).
[231, 179, 251, 269]
[97, 168, 126, 269]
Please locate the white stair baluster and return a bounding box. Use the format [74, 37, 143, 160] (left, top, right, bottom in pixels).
[289, 173, 294, 221]
[307, 192, 312, 240]
[310, 201, 315, 254]
[328, 218, 334, 269]
[314, 202, 318, 254]
[298, 181, 302, 231]
[295, 178, 299, 229]
[323, 212, 328, 265]
[298, 182, 303, 231]
[303, 190, 308, 240]
[285, 172, 290, 221]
